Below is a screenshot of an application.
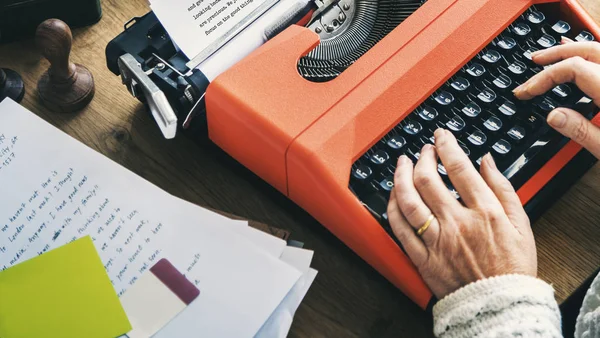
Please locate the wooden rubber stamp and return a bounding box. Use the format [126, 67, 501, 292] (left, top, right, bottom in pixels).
[0, 68, 25, 103]
[36, 19, 95, 113]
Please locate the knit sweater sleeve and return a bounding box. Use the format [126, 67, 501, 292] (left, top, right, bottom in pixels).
[432, 274, 562, 338]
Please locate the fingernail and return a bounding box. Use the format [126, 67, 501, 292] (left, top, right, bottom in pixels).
[484, 153, 496, 170]
[513, 83, 532, 99]
[398, 155, 409, 165]
[548, 110, 567, 128]
[513, 83, 526, 93]
[530, 50, 543, 58]
[422, 144, 432, 152]
[434, 128, 445, 140]
[561, 36, 574, 44]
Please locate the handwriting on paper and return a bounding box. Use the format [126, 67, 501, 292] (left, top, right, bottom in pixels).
[0, 100, 304, 338]
[0, 127, 175, 298]
[0, 134, 18, 173]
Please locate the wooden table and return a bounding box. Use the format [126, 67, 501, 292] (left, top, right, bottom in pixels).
[1, 1, 599, 336]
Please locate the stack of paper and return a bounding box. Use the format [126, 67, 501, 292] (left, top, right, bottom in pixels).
[0, 99, 316, 337]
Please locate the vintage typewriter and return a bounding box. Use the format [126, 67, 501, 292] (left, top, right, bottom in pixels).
[107, 0, 600, 309]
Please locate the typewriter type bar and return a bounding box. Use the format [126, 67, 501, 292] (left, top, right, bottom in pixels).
[300, 0, 426, 82]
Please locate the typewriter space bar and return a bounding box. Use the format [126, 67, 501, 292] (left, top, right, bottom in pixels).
[503, 138, 553, 181]
[503, 104, 597, 185]
[500, 129, 571, 192]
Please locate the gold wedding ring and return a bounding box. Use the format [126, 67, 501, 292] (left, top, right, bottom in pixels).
[416, 214, 435, 236]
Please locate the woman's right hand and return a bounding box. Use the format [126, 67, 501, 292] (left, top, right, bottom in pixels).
[513, 40, 600, 158]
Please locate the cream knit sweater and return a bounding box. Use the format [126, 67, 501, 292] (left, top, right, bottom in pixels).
[433, 273, 600, 338]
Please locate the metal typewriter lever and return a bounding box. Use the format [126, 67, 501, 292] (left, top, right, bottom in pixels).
[308, 0, 354, 39]
[118, 54, 178, 139]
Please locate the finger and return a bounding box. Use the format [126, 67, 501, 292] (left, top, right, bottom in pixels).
[387, 189, 427, 263]
[479, 153, 529, 231]
[393, 155, 439, 246]
[513, 57, 600, 105]
[413, 144, 461, 219]
[561, 36, 575, 44]
[434, 129, 500, 209]
[530, 41, 600, 65]
[547, 107, 600, 159]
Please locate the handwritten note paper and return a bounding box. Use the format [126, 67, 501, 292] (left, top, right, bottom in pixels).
[0, 99, 301, 337]
[0, 236, 131, 338]
[0, 123, 173, 296]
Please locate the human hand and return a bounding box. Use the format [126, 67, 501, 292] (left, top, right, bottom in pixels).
[387, 129, 537, 299]
[513, 40, 600, 158]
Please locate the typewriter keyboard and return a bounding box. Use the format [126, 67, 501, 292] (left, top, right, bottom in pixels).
[349, 6, 597, 230]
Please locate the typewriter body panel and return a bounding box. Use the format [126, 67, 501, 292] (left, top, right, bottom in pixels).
[206, 0, 600, 309]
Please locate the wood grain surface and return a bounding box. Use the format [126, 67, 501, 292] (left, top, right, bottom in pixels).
[0, 1, 599, 337]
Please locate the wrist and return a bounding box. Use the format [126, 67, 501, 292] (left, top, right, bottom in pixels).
[433, 274, 561, 337]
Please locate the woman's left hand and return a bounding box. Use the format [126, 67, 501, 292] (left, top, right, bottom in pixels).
[387, 129, 538, 299]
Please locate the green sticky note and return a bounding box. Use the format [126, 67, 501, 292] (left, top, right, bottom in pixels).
[0, 236, 131, 338]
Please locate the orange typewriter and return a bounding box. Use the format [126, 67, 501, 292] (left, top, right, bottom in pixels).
[108, 0, 600, 309]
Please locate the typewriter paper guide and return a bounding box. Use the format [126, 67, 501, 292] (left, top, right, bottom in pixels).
[0, 99, 301, 337]
[150, 0, 275, 60]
